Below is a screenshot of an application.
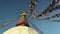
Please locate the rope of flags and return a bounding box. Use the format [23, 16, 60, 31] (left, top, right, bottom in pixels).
[29, 0, 37, 17]
[0, 15, 21, 29]
[28, 0, 60, 22]
[0, 18, 18, 29]
[50, 20, 60, 22]
[37, 0, 59, 18]
[41, 13, 60, 20]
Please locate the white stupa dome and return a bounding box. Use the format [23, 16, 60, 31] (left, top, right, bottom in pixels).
[3, 26, 38, 34]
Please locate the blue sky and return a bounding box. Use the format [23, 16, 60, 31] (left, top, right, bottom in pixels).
[0, 0, 60, 34]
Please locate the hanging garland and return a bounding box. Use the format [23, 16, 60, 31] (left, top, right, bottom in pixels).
[42, 13, 60, 20]
[0, 15, 21, 29]
[37, 0, 59, 18]
[29, 0, 37, 17]
[51, 20, 60, 22]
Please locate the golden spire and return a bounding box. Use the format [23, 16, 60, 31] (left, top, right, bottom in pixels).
[16, 10, 29, 27]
